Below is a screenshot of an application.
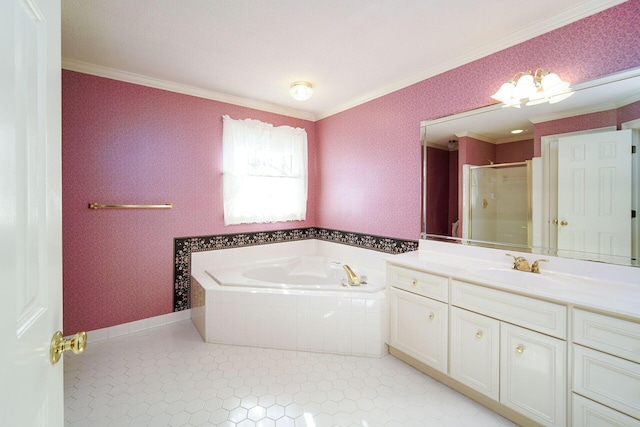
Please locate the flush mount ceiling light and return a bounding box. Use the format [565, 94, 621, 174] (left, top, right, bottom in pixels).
[491, 68, 573, 108]
[289, 81, 313, 101]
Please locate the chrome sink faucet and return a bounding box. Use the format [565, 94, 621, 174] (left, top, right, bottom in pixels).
[343, 265, 360, 285]
[506, 254, 549, 273]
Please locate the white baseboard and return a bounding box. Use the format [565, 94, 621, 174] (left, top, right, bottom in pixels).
[81, 310, 191, 342]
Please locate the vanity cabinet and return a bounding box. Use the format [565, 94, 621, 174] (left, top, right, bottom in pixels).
[572, 308, 640, 426]
[388, 265, 449, 373]
[451, 280, 567, 426]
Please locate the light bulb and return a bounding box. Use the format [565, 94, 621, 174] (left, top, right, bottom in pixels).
[491, 81, 516, 103]
[289, 82, 313, 101]
[514, 73, 537, 99]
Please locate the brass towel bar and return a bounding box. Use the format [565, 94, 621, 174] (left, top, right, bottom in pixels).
[88, 203, 172, 210]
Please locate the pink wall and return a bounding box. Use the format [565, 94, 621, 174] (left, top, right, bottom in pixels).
[62, 72, 318, 333]
[495, 140, 534, 164]
[62, 0, 640, 333]
[618, 100, 640, 126]
[315, 0, 640, 240]
[534, 110, 618, 155]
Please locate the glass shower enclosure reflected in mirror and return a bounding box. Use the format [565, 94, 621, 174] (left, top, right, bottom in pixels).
[462, 161, 531, 246]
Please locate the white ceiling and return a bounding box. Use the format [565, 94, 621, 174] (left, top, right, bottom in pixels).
[61, 0, 626, 121]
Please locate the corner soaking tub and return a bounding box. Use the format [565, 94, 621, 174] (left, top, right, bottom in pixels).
[208, 255, 385, 292]
[190, 240, 389, 357]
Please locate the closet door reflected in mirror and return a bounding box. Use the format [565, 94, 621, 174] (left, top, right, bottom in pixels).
[542, 129, 633, 263]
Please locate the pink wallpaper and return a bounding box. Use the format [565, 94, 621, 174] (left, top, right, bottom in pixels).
[316, 0, 640, 240]
[534, 110, 618, 156]
[495, 140, 534, 164]
[618, 100, 640, 126]
[62, 72, 317, 334]
[63, 0, 640, 333]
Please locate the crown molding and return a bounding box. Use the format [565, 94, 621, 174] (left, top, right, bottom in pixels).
[62, 59, 317, 122]
[314, 0, 627, 121]
[63, 0, 625, 123]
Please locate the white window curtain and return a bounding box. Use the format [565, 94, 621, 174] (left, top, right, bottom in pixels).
[222, 115, 308, 225]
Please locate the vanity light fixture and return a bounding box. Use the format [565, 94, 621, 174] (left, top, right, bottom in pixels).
[491, 68, 572, 107]
[289, 81, 313, 101]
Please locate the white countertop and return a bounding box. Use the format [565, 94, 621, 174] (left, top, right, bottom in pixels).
[387, 245, 640, 320]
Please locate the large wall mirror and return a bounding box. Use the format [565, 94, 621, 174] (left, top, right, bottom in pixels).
[421, 67, 640, 267]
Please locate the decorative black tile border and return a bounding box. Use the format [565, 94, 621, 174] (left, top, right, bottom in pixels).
[173, 227, 418, 312]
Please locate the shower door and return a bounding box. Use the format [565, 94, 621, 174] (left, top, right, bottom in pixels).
[466, 162, 531, 246]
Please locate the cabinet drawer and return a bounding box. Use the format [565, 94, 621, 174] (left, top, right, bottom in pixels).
[573, 394, 640, 427]
[451, 280, 567, 339]
[574, 344, 640, 420]
[387, 264, 449, 303]
[574, 309, 640, 363]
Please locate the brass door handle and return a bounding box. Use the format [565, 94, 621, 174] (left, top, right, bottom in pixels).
[50, 331, 87, 365]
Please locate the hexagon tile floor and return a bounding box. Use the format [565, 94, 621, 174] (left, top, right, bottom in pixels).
[64, 320, 515, 427]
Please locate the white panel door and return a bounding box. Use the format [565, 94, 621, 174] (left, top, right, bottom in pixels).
[557, 130, 632, 260]
[0, 0, 63, 425]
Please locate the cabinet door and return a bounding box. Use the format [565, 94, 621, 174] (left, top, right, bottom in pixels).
[389, 287, 448, 373]
[501, 323, 566, 426]
[450, 307, 500, 400]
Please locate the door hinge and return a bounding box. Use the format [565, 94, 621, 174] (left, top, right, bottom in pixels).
[633, 210, 637, 218]
[633, 145, 636, 154]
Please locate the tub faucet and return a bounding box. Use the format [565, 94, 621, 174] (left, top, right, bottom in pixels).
[343, 265, 360, 285]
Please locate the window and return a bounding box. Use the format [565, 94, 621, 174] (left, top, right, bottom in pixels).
[222, 115, 308, 225]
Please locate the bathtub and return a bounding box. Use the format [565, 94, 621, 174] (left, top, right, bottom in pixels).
[190, 240, 389, 357]
[207, 255, 385, 292]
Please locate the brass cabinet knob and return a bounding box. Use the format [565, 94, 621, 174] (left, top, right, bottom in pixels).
[428, 313, 435, 320]
[412, 279, 418, 286]
[515, 345, 525, 354]
[50, 331, 87, 365]
[475, 331, 483, 339]
[560, 220, 568, 226]
[552, 219, 558, 225]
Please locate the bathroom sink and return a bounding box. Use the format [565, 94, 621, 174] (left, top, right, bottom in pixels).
[466, 267, 566, 287]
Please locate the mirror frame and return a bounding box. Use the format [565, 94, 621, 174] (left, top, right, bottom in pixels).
[420, 67, 640, 267]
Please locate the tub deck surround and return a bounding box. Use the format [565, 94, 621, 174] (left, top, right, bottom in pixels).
[173, 227, 418, 312]
[190, 239, 394, 357]
[389, 239, 640, 319]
